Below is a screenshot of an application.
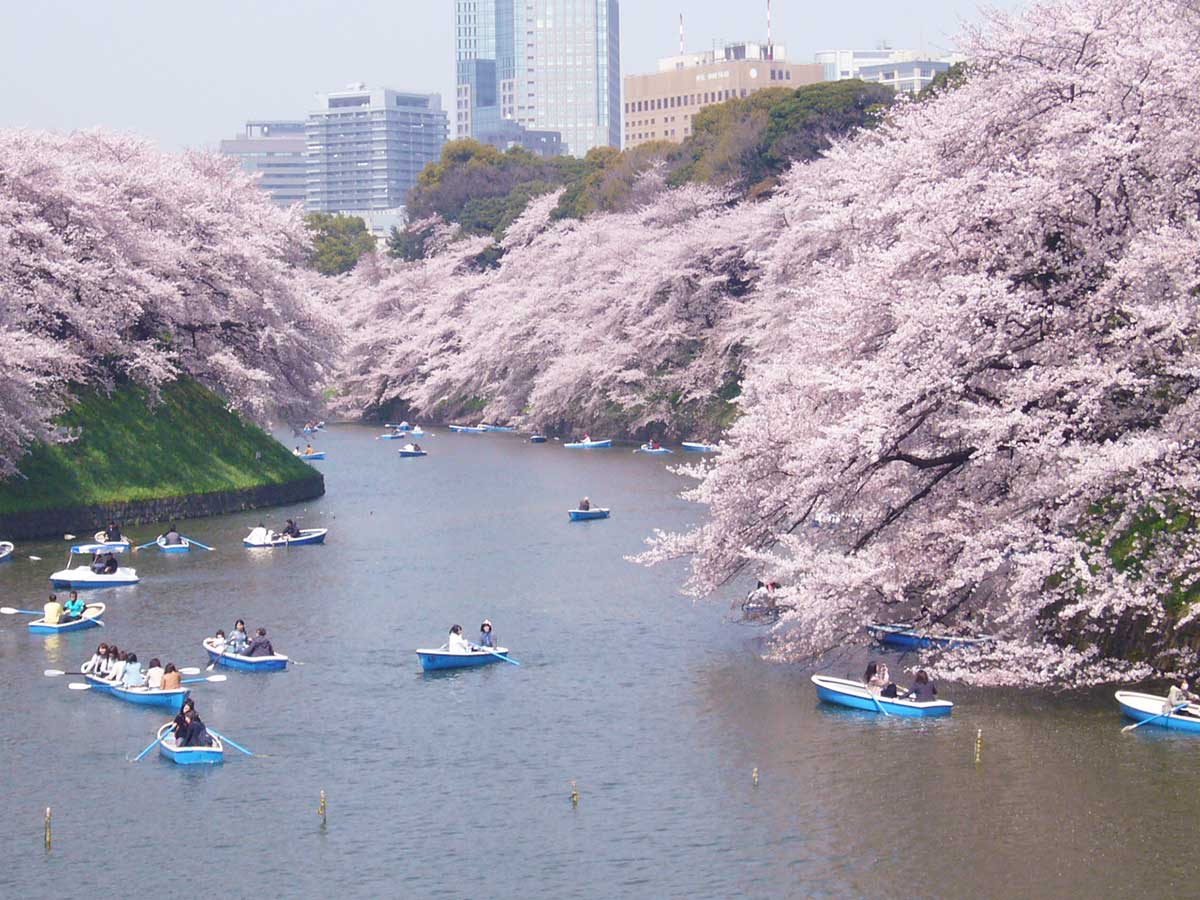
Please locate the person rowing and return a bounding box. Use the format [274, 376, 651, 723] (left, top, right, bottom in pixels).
[578, 497, 591, 511]
[244, 627, 275, 657]
[83, 643, 110, 675]
[163, 523, 183, 545]
[104, 520, 122, 543]
[478, 619, 495, 649]
[179, 708, 214, 747]
[173, 697, 196, 741]
[62, 590, 85, 622]
[282, 519, 302, 539]
[906, 670, 938, 702]
[1166, 679, 1199, 715]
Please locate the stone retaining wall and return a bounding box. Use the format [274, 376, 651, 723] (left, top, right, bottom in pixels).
[0, 473, 325, 540]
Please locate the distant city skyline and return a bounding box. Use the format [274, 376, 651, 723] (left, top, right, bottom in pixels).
[0, 0, 1022, 151]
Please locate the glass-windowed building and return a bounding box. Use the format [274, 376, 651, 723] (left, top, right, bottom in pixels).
[455, 0, 620, 158]
[305, 85, 448, 215]
[218, 120, 307, 207]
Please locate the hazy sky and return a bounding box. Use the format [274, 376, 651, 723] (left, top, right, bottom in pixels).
[0, 0, 1020, 150]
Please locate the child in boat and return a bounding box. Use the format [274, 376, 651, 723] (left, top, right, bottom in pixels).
[228, 620, 249, 653]
[145, 658, 164, 689]
[244, 628, 275, 657]
[83, 643, 109, 674]
[63, 591, 85, 622]
[478, 620, 495, 648]
[448, 624, 473, 654]
[906, 670, 937, 702]
[43, 593, 64, 625]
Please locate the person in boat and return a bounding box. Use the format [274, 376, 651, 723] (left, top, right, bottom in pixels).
[244, 627, 275, 657]
[294, 445, 302, 455]
[92, 644, 117, 679]
[1166, 679, 1199, 714]
[210, 629, 227, 653]
[163, 524, 183, 545]
[304, 443, 315, 456]
[649, 439, 662, 450]
[43, 593, 64, 626]
[106, 650, 128, 684]
[180, 709, 214, 748]
[173, 697, 196, 741]
[228, 620, 250, 653]
[582, 433, 592, 443]
[91, 552, 107, 574]
[478, 619, 495, 648]
[145, 658, 164, 690]
[282, 519, 302, 539]
[101, 553, 119, 575]
[865, 661, 896, 696]
[104, 521, 122, 543]
[448, 624, 474, 654]
[412, 442, 423, 452]
[84, 642, 110, 675]
[744, 580, 772, 609]
[579, 497, 591, 511]
[122, 652, 146, 689]
[160, 663, 182, 691]
[906, 670, 938, 702]
[62, 590, 85, 622]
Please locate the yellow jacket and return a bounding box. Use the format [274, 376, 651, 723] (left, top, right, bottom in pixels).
[43, 602, 63, 625]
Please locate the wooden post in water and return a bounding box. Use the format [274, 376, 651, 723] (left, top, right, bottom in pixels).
[318, 789, 327, 829]
[570, 780, 579, 807]
[752, 767, 759, 787]
[44, 807, 51, 851]
[974, 728, 983, 765]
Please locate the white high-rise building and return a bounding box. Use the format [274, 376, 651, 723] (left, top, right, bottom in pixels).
[218, 121, 307, 207]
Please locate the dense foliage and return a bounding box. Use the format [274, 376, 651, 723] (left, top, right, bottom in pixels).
[0, 130, 337, 476]
[305, 213, 377, 276]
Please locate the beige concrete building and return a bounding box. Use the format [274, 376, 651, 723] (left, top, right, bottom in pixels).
[624, 42, 823, 148]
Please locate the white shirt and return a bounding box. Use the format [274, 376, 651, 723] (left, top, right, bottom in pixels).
[448, 632, 473, 654]
[146, 666, 164, 689]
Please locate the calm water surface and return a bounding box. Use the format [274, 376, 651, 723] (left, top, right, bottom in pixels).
[0, 426, 1195, 899]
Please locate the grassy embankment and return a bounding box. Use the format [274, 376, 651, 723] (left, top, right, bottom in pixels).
[0, 379, 313, 515]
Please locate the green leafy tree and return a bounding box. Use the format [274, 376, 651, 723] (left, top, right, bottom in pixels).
[305, 213, 376, 276]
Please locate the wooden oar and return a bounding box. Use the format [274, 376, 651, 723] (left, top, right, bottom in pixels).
[178, 535, 214, 551]
[1, 606, 43, 616]
[206, 727, 253, 756]
[1123, 702, 1188, 733]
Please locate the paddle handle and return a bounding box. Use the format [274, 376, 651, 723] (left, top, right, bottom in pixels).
[1124, 702, 1189, 732]
[207, 727, 253, 756]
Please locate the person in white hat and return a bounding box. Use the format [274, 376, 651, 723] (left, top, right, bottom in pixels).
[477, 619, 495, 649]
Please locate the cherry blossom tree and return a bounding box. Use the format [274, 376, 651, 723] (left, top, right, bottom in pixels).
[0, 129, 338, 475]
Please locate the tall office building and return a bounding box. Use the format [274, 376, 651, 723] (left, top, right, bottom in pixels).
[455, 1, 620, 158]
[218, 120, 307, 207]
[625, 42, 823, 149]
[306, 85, 448, 223]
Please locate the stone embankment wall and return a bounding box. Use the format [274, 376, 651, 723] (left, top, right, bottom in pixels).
[0, 473, 324, 541]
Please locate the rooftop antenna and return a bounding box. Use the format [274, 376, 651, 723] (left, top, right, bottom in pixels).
[679, 12, 685, 55]
[767, 0, 773, 60]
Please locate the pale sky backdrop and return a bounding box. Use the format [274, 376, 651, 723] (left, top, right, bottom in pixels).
[0, 0, 1022, 150]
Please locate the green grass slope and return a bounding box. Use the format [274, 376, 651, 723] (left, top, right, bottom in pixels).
[0, 380, 314, 515]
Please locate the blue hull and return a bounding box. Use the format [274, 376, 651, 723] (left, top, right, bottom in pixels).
[243, 531, 326, 547]
[29, 617, 102, 635]
[205, 649, 288, 672]
[636, 445, 674, 455]
[1116, 693, 1200, 733]
[449, 425, 485, 433]
[50, 577, 138, 589]
[681, 442, 717, 453]
[381, 433, 405, 440]
[86, 676, 189, 710]
[297, 452, 325, 461]
[418, 651, 504, 672]
[397, 450, 428, 457]
[481, 425, 515, 432]
[811, 675, 953, 717]
[569, 509, 610, 521]
[529, 436, 547, 443]
[159, 740, 223, 765]
[867, 623, 993, 651]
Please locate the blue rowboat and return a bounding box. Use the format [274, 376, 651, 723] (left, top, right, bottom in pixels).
[397, 448, 428, 458]
[295, 451, 325, 461]
[635, 444, 674, 455]
[157, 722, 224, 765]
[416, 646, 510, 672]
[866, 622, 995, 651]
[85, 674, 190, 710]
[529, 435, 547, 444]
[156, 535, 191, 553]
[0, 541, 13, 562]
[811, 674, 953, 717]
[681, 442, 718, 453]
[203, 637, 288, 672]
[380, 433, 406, 440]
[386, 422, 413, 431]
[243, 527, 327, 548]
[481, 423, 515, 432]
[568, 508, 610, 521]
[1116, 691, 1200, 734]
[564, 439, 611, 449]
[449, 424, 486, 433]
[29, 603, 105, 634]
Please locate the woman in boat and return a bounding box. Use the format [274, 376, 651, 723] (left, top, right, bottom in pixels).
[173, 697, 195, 741]
[907, 670, 937, 702]
[228, 620, 250, 653]
[448, 624, 473, 654]
[180, 709, 214, 747]
[160, 663, 182, 691]
[478, 620, 495, 648]
[106, 650, 128, 684]
[122, 652, 146, 689]
[42, 593, 64, 626]
[63, 590, 85, 622]
[93, 644, 117, 678]
[579, 497, 591, 511]
[244, 627, 275, 657]
[1166, 680, 1198, 713]
[865, 661, 893, 696]
[145, 658, 164, 690]
[211, 629, 227, 653]
[83, 643, 110, 675]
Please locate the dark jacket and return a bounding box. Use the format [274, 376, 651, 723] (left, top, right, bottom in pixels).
[908, 680, 938, 702]
[182, 716, 213, 747]
[245, 636, 275, 657]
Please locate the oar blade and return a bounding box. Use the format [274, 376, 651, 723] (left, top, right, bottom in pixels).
[179, 667, 201, 675]
[67, 682, 92, 690]
[43, 669, 67, 677]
